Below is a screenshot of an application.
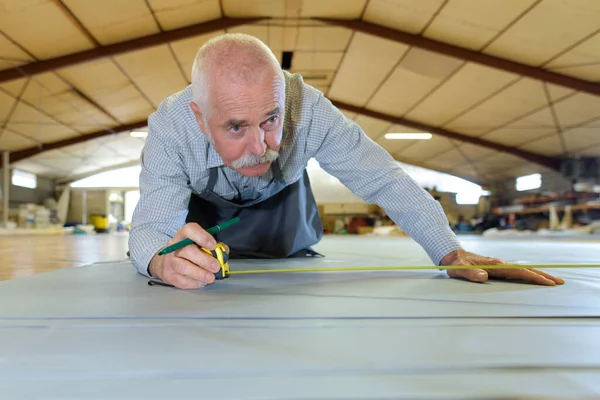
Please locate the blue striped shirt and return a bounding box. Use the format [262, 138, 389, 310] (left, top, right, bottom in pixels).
[129, 71, 461, 276]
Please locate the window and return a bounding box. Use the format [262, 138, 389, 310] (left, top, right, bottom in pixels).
[516, 173, 541, 191]
[12, 169, 37, 189]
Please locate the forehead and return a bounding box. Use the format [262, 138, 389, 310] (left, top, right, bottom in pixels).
[210, 74, 284, 119]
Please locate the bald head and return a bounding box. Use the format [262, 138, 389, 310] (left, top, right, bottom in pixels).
[188, 33, 286, 178]
[190, 33, 285, 117]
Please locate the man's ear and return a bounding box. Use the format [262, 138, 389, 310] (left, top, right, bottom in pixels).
[189, 102, 207, 134]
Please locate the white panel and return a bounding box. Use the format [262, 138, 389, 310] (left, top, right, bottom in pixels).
[301, 0, 366, 18]
[34, 156, 91, 172]
[455, 143, 496, 160]
[0, 90, 17, 123]
[547, 65, 600, 81]
[363, 0, 446, 34]
[546, 30, 600, 68]
[406, 63, 519, 126]
[291, 52, 343, 71]
[424, 0, 539, 50]
[481, 107, 557, 146]
[0, 32, 34, 69]
[148, 0, 221, 30]
[553, 93, 600, 127]
[425, 148, 468, 170]
[448, 164, 484, 179]
[0, 0, 93, 59]
[97, 134, 146, 159]
[519, 134, 564, 156]
[367, 48, 463, 117]
[86, 156, 131, 168]
[62, 0, 159, 45]
[545, 83, 576, 102]
[10, 159, 62, 177]
[471, 152, 526, 170]
[445, 78, 548, 136]
[222, 0, 286, 17]
[0, 130, 37, 151]
[328, 33, 408, 106]
[397, 136, 454, 160]
[114, 45, 190, 107]
[62, 141, 119, 159]
[267, 26, 297, 51]
[562, 124, 600, 153]
[7, 102, 79, 142]
[295, 27, 352, 51]
[484, 0, 600, 65]
[573, 142, 600, 156]
[353, 115, 390, 140]
[0, 78, 29, 97]
[31, 149, 78, 162]
[57, 59, 155, 124]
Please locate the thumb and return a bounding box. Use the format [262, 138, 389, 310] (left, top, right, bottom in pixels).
[447, 267, 488, 282]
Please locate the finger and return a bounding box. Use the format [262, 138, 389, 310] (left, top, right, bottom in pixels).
[170, 273, 206, 290]
[527, 268, 565, 285]
[447, 267, 488, 282]
[176, 245, 221, 274]
[169, 257, 215, 285]
[174, 223, 217, 250]
[487, 268, 556, 286]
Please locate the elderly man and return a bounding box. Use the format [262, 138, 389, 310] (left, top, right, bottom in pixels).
[129, 33, 563, 289]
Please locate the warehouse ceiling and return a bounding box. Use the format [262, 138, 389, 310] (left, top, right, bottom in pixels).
[0, 0, 599, 185]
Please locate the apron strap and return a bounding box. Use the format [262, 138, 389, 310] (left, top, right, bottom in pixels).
[206, 167, 218, 192]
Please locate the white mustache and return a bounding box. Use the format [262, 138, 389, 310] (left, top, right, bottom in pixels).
[232, 148, 279, 169]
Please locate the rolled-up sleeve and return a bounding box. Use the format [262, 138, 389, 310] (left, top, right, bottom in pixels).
[128, 112, 192, 277]
[308, 93, 462, 266]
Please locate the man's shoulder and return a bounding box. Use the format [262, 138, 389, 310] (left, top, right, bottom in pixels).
[148, 85, 196, 135]
[283, 71, 325, 126]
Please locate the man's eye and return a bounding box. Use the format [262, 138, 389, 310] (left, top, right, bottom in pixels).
[230, 125, 241, 132]
[264, 116, 278, 125]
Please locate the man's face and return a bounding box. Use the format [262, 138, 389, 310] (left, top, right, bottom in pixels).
[191, 71, 284, 177]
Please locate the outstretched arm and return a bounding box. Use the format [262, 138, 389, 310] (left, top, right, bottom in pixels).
[307, 93, 461, 266]
[306, 93, 564, 285]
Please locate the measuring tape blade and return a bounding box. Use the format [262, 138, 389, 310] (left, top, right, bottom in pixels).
[229, 264, 600, 276]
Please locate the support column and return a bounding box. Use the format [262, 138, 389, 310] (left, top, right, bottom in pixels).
[82, 190, 87, 225]
[2, 151, 9, 228]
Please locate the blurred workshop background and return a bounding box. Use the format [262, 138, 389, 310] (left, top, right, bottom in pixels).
[1, 0, 599, 278]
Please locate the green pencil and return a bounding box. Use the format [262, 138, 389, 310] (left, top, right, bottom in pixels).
[158, 217, 240, 255]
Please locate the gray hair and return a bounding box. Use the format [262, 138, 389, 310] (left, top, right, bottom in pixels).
[190, 33, 285, 118]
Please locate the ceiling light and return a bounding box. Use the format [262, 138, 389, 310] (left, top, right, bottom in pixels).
[385, 133, 432, 140]
[130, 131, 148, 138]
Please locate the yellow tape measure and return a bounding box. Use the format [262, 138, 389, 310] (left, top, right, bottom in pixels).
[148, 246, 599, 287]
[186, 242, 600, 281]
[227, 263, 600, 277]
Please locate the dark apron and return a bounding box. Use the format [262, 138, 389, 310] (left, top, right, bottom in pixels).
[186, 160, 324, 259]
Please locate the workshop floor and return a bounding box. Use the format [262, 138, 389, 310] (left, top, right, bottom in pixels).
[1, 233, 598, 282]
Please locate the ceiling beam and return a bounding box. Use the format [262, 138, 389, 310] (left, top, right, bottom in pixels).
[331, 100, 562, 171]
[0, 17, 267, 84]
[9, 121, 147, 163]
[315, 18, 600, 97]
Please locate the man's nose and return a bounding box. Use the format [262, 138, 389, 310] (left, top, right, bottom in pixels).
[247, 126, 266, 155]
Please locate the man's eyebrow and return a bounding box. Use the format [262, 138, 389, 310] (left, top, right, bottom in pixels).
[226, 119, 246, 126]
[264, 107, 280, 117]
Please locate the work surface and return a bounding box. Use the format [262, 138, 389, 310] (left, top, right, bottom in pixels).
[1, 235, 599, 398]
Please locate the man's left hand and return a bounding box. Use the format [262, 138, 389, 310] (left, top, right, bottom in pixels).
[441, 249, 565, 286]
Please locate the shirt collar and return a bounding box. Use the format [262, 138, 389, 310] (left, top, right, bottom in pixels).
[206, 142, 224, 168]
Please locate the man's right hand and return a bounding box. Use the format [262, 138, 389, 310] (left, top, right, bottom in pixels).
[148, 223, 221, 289]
